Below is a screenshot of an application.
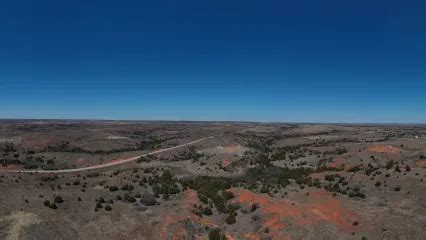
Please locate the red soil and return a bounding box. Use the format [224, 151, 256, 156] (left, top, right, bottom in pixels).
[171, 227, 186, 240]
[224, 233, 237, 240]
[0, 164, 23, 171]
[105, 158, 123, 164]
[224, 145, 239, 153]
[74, 157, 86, 165]
[182, 188, 199, 210]
[158, 189, 217, 240]
[415, 160, 426, 167]
[368, 144, 400, 154]
[231, 188, 358, 239]
[328, 156, 345, 168]
[351, 173, 370, 182]
[222, 159, 232, 167]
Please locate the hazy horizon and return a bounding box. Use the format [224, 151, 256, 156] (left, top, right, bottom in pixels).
[1, 118, 425, 125]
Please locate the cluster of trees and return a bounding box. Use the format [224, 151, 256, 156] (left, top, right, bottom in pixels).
[108, 169, 178, 206]
[39, 135, 168, 155]
[321, 173, 365, 198]
[181, 176, 233, 213]
[150, 170, 181, 199]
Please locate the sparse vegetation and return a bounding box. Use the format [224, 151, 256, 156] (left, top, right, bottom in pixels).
[1, 121, 424, 239]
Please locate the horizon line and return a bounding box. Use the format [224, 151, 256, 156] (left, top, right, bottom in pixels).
[0, 118, 425, 126]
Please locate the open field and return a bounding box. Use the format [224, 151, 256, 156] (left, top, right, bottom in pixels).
[0, 120, 425, 240]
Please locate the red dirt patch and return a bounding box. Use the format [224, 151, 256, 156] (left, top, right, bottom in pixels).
[415, 160, 426, 167]
[328, 156, 345, 168]
[105, 158, 123, 164]
[182, 188, 199, 210]
[231, 188, 358, 238]
[222, 159, 232, 167]
[369, 144, 400, 154]
[224, 233, 237, 240]
[0, 164, 24, 171]
[158, 189, 217, 240]
[74, 157, 86, 166]
[224, 145, 239, 153]
[351, 173, 370, 182]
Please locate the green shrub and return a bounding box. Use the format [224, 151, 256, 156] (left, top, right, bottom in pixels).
[54, 196, 64, 203]
[386, 160, 394, 169]
[260, 186, 269, 193]
[181, 176, 232, 213]
[251, 203, 258, 212]
[225, 213, 236, 225]
[121, 184, 134, 191]
[405, 165, 411, 171]
[202, 207, 213, 216]
[208, 228, 225, 240]
[124, 193, 136, 203]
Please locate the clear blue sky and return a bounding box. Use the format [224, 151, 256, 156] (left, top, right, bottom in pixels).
[1, 0, 425, 123]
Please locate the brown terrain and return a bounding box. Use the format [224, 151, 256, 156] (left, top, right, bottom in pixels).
[0, 120, 425, 240]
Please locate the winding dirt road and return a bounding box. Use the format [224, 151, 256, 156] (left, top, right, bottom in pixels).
[2, 136, 213, 174]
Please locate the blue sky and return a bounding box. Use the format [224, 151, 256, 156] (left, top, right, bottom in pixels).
[1, 0, 425, 123]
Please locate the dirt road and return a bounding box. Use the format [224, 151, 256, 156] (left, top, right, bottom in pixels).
[2, 137, 213, 174]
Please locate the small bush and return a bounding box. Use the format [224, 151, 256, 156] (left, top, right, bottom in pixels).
[259, 186, 269, 193]
[124, 193, 136, 203]
[225, 213, 236, 225]
[140, 193, 157, 206]
[405, 165, 411, 172]
[121, 184, 134, 191]
[54, 196, 64, 203]
[394, 165, 401, 173]
[208, 228, 225, 240]
[385, 160, 394, 170]
[202, 207, 213, 216]
[251, 203, 258, 212]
